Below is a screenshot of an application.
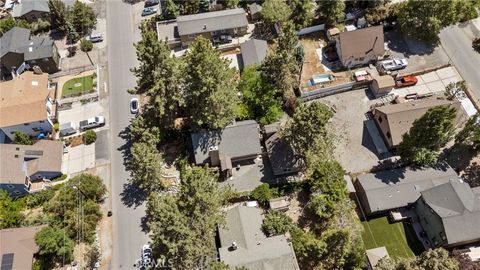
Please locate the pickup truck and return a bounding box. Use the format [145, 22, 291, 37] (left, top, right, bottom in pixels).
[395, 75, 418, 88]
[79, 116, 105, 131]
[381, 58, 408, 71]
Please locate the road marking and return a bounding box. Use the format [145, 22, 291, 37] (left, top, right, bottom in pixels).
[104, 82, 108, 93]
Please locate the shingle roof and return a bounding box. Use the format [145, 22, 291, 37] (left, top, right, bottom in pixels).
[337, 25, 384, 61]
[248, 3, 262, 14]
[356, 165, 458, 213]
[24, 36, 55, 60]
[265, 133, 302, 176]
[0, 140, 63, 185]
[375, 99, 462, 146]
[240, 39, 268, 67]
[373, 75, 395, 88]
[218, 206, 300, 270]
[12, 0, 50, 18]
[191, 120, 261, 164]
[421, 180, 480, 245]
[0, 226, 45, 270]
[0, 71, 51, 128]
[177, 8, 248, 36]
[0, 27, 54, 60]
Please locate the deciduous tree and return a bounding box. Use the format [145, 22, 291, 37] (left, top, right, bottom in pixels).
[250, 183, 279, 205]
[35, 227, 74, 264]
[262, 209, 294, 236]
[261, 0, 292, 24]
[183, 37, 238, 129]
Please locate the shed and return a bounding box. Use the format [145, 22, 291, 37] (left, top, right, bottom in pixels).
[269, 196, 290, 211]
[248, 3, 262, 21]
[327, 27, 340, 40]
[240, 39, 268, 67]
[366, 247, 389, 269]
[371, 75, 395, 97]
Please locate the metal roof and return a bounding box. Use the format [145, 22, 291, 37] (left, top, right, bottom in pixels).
[177, 8, 248, 36]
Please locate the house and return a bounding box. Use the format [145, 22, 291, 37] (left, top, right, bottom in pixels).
[0, 71, 54, 142]
[370, 75, 395, 97]
[12, 0, 50, 22]
[248, 3, 262, 21]
[0, 139, 63, 197]
[177, 8, 248, 46]
[335, 25, 384, 68]
[264, 125, 303, 178]
[0, 27, 60, 74]
[0, 226, 45, 270]
[416, 180, 480, 248]
[218, 205, 300, 269]
[240, 39, 268, 68]
[354, 165, 458, 216]
[366, 247, 389, 270]
[191, 120, 261, 176]
[373, 98, 462, 148]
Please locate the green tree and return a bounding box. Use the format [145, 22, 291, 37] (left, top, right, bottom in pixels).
[219, 0, 239, 9]
[262, 209, 294, 236]
[261, 0, 292, 24]
[455, 0, 479, 22]
[416, 248, 459, 270]
[69, 0, 96, 36]
[35, 227, 74, 264]
[164, 0, 180, 19]
[129, 115, 161, 145]
[250, 183, 279, 205]
[473, 38, 480, 53]
[83, 130, 97, 145]
[0, 190, 25, 229]
[13, 131, 33, 145]
[80, 38, 93, 52]
[69, 174, 106, 202]
[0, 16, 16, 35]
[291, 0, 314, 28]
[129, 142, 164, 191]
[290, 227, 326, 265]
[199, 0, 210, 12]
[319, 229, 351, 269]
[48, 0, 67, 32]
[183, 37, 238, 129]
[397, 105, 457, 166]
[65, 20, 79, 43]
[281, 102, 333, 159]
[238, 66, 283, 124]
[445, 81, 467, 100]
[147, 165, 228, 269]
[317, 0, 346, 26]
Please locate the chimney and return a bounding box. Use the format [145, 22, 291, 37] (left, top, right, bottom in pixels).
[209, 146, 220, 166]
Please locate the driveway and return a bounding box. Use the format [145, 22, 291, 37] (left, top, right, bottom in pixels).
[58, 100, 108, 131]
[62, 143, 96, 175]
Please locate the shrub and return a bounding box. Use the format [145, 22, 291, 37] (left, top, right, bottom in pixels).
[80, 38, 93, 52]
[53, 123, 59, 131]
[51, 174, 67, 181]
[262, 209, 294, 236]
[26, 188, 55, 208]
[13, 131, 33, 145]
[83, 130, 97, 145]
[250, 183, 279, 205]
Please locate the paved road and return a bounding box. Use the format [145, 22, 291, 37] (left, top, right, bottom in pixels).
[440, 19, 480, 101]
[106, 1, 147, 269]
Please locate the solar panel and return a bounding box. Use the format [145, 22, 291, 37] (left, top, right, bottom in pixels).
[1, 253, 14, 270]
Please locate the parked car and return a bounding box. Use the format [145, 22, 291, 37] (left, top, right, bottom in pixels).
[142, 244, 152, 267]
[130, 98, 139, 114]
[141, 7, 157, 16]
[144, 0, 159, 7]
[89, 33, 103, 43]
[395, 75, 418, 88]
[381, 58, 408, 71]
[59, 122, 77, 136]
[79, 116, 105, 131]
[213, 35, 233, 44]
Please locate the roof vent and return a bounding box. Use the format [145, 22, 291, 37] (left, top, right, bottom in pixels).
[32, 80, 38, 86]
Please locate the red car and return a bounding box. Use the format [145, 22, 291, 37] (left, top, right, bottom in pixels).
[395, 75, 418, 88]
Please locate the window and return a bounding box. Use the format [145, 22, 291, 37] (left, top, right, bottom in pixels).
[32, 127, 41, 132]
[386, 131, 391, 138]
[7, 185, 14, 189]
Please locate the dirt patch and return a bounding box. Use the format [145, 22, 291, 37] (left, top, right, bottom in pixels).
[300, 36, 326, 88]
[69, 135, 84, 147]
[285, 190, 316, 231]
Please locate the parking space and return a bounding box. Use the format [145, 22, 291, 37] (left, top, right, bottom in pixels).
[62, 143, 96, 175]
[384, 30, 450, 75]
[58, 100, 108, 131]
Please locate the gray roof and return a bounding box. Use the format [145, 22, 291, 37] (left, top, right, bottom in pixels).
[366, 247, 389, 269]
[356, 165, 458, 213]
[241, 39, 268, 67]
[421, 180, 480, 245]
[0, 27, 54, 59]
[248, 3, 262, 14]
[191, 120, 261, 165]
[265, 132, 302, 176]
[218, 206, 300, 270]
[177, 8, 248, 36]
[12, 0, 50, 17]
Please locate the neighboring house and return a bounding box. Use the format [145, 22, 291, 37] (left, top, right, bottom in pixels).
[177, 8, 248, 46]
[191, 120, 261, 177]
[366, 247, 389, 270]
[0, 27, 60, 74]
[248, 3, 262, 21]
[0, 140, 63, 197]
[240, 39, 268, 68]
[373, 98, 463, 148]
[0, 226, 45, 270]
[370, 75, 395, 97]
[12, 0, 50, 22]
[354, 165, 458, 216]
[218, 205, 300, 269]
[335, 25, 384, 68]
[416, 180, 480, 248]
[0, 71, 54, 142]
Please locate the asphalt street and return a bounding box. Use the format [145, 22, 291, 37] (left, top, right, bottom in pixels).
[106, 1, 147, 268]
[439, 19, 480, 101]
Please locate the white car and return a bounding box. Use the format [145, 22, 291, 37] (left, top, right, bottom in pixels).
[381, 58, 408, 71]
[130, 98, 139, 114]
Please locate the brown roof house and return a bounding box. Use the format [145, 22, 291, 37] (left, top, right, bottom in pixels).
[0, 140, 63, 197]
[370, 75, 395, 97]
[335, 25, 385, 68]
[373, 98, 463, 149]
[0, 71, 54, 142]
[0, 226, 45, 270]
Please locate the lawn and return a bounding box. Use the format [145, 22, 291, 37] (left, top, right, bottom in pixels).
[62, 75, 95, 98]
[362, 216, 425, 259]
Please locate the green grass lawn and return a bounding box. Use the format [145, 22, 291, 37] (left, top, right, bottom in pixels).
[362, 216, 425, 259]
[62, 75, 95, 98]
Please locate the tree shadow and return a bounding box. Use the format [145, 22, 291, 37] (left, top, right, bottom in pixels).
[120, 182, 147, 208]
[462, 162, 480, 188]
[441, 143, 478, 172]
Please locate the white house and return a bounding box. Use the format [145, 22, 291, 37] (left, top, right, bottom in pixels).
[0, 71, 54, 142]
